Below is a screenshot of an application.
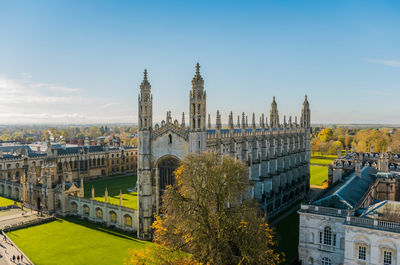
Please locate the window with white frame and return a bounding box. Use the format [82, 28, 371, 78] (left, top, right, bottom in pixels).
[322, 257, 331, 265]
[323, 226, 332, 245]
[358, 245, 366, 260]
[384, 251, 392, 265]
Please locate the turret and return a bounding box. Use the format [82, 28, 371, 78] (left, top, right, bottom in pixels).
[138, 69, 152, 130]
[270, 96, 279, 128]
[137, 69, 154, 239]
[181, 112, 185, 127]
[251, 113, 256, 129]
[228, 111, 234, 129]
[189, 63, 206, 131]
[301, 95, 311, 128]
[189, 63, 207, 153]
[216, 110, 222, 130]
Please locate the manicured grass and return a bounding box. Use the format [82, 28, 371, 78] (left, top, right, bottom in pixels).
[84, 174, 138, 209]
[7, 218, 151, 265]
[273, 208, 300, 264]
[0, 196, 16, 207]
[310, 165, 328, 186]
[310, 152, 338, 158]
[310, 157, 334, 165]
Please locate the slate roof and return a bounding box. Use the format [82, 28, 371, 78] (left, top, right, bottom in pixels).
[313, 166, 377, 209]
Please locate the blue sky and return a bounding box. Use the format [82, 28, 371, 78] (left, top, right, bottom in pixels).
[0, 0, 399, 124]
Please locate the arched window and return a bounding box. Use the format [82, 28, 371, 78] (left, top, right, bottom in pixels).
[322, 257, 331, 265]
[124, 214, 132, 227]
[168, 134, 172, 144]
[109, 211, 117, 223]
[71, 202, 78, 213]
[96, 208, 103, 219]
[83, 205, 90, 216]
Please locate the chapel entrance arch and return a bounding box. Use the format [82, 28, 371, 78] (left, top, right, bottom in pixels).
[157, 155, 180, 197]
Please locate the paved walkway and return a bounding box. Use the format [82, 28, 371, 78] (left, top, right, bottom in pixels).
[0, 208, 43, 265]
[0, 232, 33, 265]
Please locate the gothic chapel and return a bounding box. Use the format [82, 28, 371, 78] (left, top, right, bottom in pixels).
[137, 64, 311, 239]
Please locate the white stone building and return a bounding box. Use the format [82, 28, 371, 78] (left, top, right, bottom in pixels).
[299, 166, 400, 265]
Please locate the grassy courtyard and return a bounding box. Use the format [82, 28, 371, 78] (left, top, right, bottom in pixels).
[0, 196, 17, 207]
[7, 218, 151, 265]
[310, 165, 328, 186]
[270, 202, 301, 265]
[84, 174, 138, 209]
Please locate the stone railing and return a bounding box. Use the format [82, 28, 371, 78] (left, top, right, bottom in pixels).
[345, 216, 400, 233]
[300, 204, 348, 218]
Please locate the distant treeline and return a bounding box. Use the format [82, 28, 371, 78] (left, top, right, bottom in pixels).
[311, 127, 400, 155]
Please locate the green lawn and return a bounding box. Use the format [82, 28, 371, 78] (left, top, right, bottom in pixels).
[310, 157, 335, 165]
[0, 196, 16, 207]
[84, 174, 138, 209]
[310, 152, 338, 158]
[310, 165, 328, 186]
[7, 218, 151, 265]
[273, 207, 300, 264]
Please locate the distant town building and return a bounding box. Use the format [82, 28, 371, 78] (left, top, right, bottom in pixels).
[0, 141, 137, 214]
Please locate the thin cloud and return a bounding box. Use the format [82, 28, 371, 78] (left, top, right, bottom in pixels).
[364, 58, 400, 68]
[0, 74, 136, 124]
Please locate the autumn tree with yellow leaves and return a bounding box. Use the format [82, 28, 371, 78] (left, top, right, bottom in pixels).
[127, 152, 283, 265]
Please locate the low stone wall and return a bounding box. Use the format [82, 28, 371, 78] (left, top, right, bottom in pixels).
[2, 216, 56, 232]
[67, 196, 137, 233]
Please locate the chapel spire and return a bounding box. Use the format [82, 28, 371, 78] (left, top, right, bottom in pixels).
[270, 96, 279, 128]
[190, 63, 206, 131]
[301, 95, 311, 128]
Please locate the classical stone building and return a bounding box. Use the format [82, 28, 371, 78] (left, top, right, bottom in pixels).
[137, 64, 311, 239]
[299, 152, 400, 265]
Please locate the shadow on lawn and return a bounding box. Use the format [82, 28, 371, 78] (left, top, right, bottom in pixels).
[59, 217, 147, 245]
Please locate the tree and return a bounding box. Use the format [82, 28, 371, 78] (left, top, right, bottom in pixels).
[390, 130, 400, 153]
[127, 152, 283, 265]
[318, 128, 333, 143]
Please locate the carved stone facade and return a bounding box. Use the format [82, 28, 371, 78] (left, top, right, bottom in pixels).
[137, 63, 311, 239]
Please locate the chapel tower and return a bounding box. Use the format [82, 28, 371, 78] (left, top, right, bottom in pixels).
[189, 63, 207, 153]
[137, 69, 153, 239]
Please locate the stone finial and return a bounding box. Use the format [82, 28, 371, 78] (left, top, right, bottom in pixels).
[195, 62, 200, 75]
[265, 116, 268, 128]
[181, 112, 185, 127]
[261, 113, 265, 128]
[216, 110, 222, 130]
[237, 115, 240, 128]
[91, 185, 95, 200]
[241, 113, 246, 129]
[144, 69, 148, 80]
[295, 116, 298, 125]
[252, 113, 256, 128]
[105, 187, 108, 203]
[119, 190, 123, 207]
[283, 115, 287, 127]
[245, 116, 248, 128]
[166, 111, 172, 123]
[289, 116, 292, 127]
[208, 114, 211, 129]
[80, 177, 84, 197]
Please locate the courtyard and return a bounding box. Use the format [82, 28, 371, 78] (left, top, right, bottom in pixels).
[84, 174, 138, 209]
[7, 217, 150, 265]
